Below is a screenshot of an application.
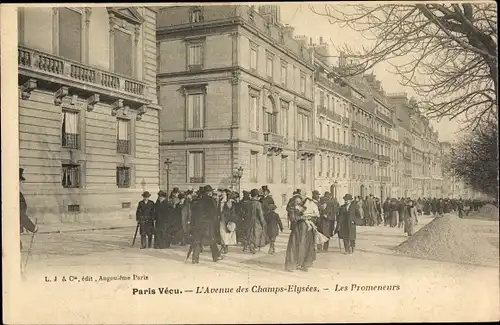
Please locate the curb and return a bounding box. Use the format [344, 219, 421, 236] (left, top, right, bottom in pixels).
[35, 225, 135, 235]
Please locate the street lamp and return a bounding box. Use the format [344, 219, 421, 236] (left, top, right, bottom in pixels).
[233, 166, 244, 194]
[164, 158, 172, 196]
[333, 180, 338, 199]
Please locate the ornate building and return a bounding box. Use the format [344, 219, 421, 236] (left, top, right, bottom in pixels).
[18, 6, 160, 223]
[157, 5, 316, 211]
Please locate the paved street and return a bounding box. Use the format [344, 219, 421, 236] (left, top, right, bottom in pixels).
[15, 213, 499, 323]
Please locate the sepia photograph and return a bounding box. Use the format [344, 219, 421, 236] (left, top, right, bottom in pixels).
[2, 2, 499, 323]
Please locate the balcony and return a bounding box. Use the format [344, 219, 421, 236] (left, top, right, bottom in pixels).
[62, 133, 79, 150]
[116, 139, 130, 154]
[298, 140, 316, 158]
[351, 147, 377, 160]
[317, 105, 343, 123]
[352, 121, 372, 134]
[378, 154, 391, 162]
[403, 152, 412, 160]
[315, 71, 352, 98]
[377, 111, 393, 125]
[187, 130, 204, 139]
[363, 99, 376, 115]
[190, 177, 205, 183]
[18, 46, 150, 109]
[381, 176, 391, 182]
[264, 132, 284, 154]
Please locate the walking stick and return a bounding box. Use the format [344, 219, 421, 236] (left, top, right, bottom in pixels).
[22, 218, 38, 274]
[131, 222, 140, 248]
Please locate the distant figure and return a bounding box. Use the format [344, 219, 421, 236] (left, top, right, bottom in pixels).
[265, 203, 283, 254]
[404, 200, 418, 236]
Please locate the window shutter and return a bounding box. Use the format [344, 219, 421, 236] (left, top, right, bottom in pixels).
[114, 29, 133, 76]
[59, 8, 82, 62]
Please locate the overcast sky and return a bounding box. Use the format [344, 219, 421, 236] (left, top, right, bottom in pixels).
[277, 3, 462, 143]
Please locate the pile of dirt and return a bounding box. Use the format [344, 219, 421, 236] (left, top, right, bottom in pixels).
[395, 214, 499, 267]
[466, 204, 500, 221]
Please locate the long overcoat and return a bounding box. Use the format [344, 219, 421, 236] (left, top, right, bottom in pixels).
[136, 199, 155, 236]
[20, 192, 36, 233]
[154, 199, 174, 248]
[244, 199, 267, 247]
[337, 202, 360, 241]
[190, 195, 219, 246]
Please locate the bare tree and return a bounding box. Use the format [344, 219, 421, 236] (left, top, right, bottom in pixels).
[310, 3, 498, 130]
[444, 120, 498, 199]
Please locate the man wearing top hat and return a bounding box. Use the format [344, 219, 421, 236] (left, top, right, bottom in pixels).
[136, 191, 155, 249]
[260, 185, 275, 216]
[153, 190, 172, 249]
[335, 194, 361, 255]
[189, 185, 223, 264]
[19, 168, 37, 249]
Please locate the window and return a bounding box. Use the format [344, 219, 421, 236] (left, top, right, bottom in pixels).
[319, 90, 325, 107]
[250, 151, 258, 182]
[318, 154, 323, 176]
[266, 155, 274, 183]
[190, 8, 203, 23]
[281, 156, 288, 183]
[250, 47, 258, 71]
[319, 121, 323, 139]
[299, 113, 309, 141]
[114, 29, 133, 76]
[280, 62, 287, 86]
[332, 156, 336, 175]
[265, 112, 277, 133]
[117, 119, 130, 154]
[116, 167, 130, 188]
[337, 157, 341, 176]
[300, 159, 307, 184]
[300, 73, 306, 95]
[250, 95, 258, 131]
[266, 53, 273, 79]
[188, 43, 203, 69]
[187, 93, 204, 129]
[281, 101, 289, 137]
[327, 156, 331, 176]
[62, 164, 80, 188]
[58, 8, 82, 62]
[188, 151, 204, 183]
[61, 110, 79, 149]
[343, 130, 346, 145]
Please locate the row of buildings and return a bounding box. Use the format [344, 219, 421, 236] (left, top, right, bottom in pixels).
[17, 5, 478, 223]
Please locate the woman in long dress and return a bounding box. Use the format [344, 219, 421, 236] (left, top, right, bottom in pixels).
[404, 200, 418, 236]
[389, 199, 399, 228]
[285, 195, 316, 272]
[218, 191, 238, 254]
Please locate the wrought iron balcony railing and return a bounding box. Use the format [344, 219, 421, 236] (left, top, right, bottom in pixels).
[62, 133, 79, 149]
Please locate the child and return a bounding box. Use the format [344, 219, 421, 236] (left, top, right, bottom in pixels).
[265, 204, 283, 254]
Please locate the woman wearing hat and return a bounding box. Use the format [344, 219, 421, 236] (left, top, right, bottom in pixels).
[285, 194, 316, 271]
[404, 200, 418, 236]
[218, 190, 238, 254]
[136, 191, 155, 249]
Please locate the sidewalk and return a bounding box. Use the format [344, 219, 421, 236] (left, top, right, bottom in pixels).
[26, 218, 136, 235]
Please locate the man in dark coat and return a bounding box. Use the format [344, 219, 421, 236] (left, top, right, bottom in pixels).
[136, 191, 155, 249]
[382, 197, 391, 226]
[335, 194, 361, 255]
[244, 189, 267, 254]
[316, 192, 336, 252]
[153, 190, 173, 249]
[190, 185, 223, 264]
[260, 185, 275, 216]
[19, 168, 37, 250]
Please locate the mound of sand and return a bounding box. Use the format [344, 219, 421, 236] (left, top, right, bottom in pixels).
[480, 204, 500, 221]
[395, 214, 499, 267]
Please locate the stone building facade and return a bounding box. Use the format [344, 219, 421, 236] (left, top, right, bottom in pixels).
[157, 5, 317, 211]
[18, 6, 160, 223]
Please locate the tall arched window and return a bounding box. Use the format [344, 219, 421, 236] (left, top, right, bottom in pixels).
[264, 96, 277, 133]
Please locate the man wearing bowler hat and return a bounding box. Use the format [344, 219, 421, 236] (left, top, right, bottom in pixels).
[19, 168, 37, 249]
[335, 193, 361, 255]
[189, 185, 223, 264]
[136, 191, 155, 249]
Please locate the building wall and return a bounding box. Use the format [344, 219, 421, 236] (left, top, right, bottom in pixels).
[19, 6, 160, 224]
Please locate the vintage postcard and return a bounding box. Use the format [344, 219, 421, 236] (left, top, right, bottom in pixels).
[2, 2, 499, 324]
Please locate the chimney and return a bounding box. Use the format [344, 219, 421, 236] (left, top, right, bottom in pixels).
[282, 24, 294, 38]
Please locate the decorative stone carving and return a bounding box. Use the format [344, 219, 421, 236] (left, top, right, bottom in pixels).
[86, 94, 100, 112]
[136, 105, 148, 121]
[54, 86, 69, 106]
[111, 99, 123, 116]
[231, 70, 241, 85]
[20, 79, 37, 100]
